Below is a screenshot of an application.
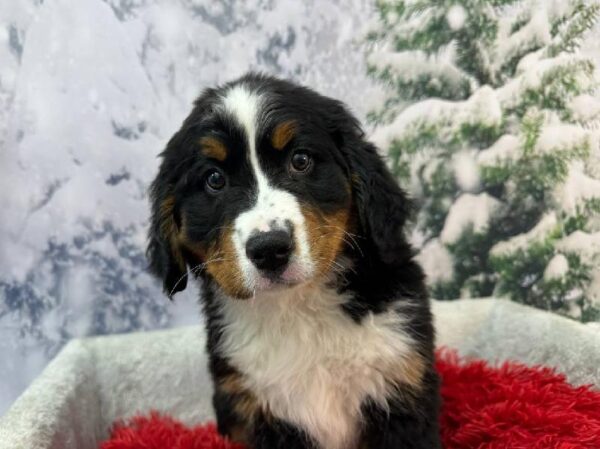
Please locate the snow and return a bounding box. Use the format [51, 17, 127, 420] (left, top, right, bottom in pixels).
[391, 4, 437, 42]
[569, 94, 600, 123]
[545, 0, 574, 22]
[492, 9, 552, 77]
[446, 5, 468, 31]
[588, 271, 600, 307]
[515, 48, 547, 74]
[440, 193, 502, 245]
[477, 134, 520, 166]
[371, 86, 502, 149]
[469, 86, 504, 126]
[416, 238, 454, 283]
[490, 0, 582, 79]
[544, 253, 569, 280]
[535, 121, 598, 155]
[556, 231, 600, 307]
[491, 212, 558, 257]
[367, 45, 469, 88]
[453, 151, 480, 192]
[556, 231, 600, 262]
[0, 0, 377, 415]
[553, 164, 600, 214]
[498, 54, 595, 109]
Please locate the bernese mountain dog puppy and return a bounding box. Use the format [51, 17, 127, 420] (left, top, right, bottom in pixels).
[147, 73, 441, 449]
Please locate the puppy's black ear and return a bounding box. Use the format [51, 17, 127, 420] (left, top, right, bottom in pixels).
[147, 89, 222, 297]
[147, 133, 188, 298]
[348, 140, 412, 264]
[325, 101, 412, 265]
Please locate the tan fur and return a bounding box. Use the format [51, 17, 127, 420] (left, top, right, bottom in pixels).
[398, 351, 427, 391]
[300, 202, 427, 395]
[384, 349, 427, 394]
[233, 394, 261, 422]
[182, 225, 251, 299]
[356, 353, 426, 448]
[219, 374, 261, 420]
[219, 372, 245, 395]
[217, 373, 262, 444]
[301, 205, 351, 277]
[227, 425, 249, 445]
[200, 136, 228, 161]
[271, 120, 296, 150]
[159, 196, 186, 272]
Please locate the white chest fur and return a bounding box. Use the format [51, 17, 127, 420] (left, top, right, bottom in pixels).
[217, 284, 415, 449]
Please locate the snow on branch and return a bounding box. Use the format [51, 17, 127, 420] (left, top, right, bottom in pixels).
[440, 193, 502, 245]
[371, 86, 502, 148]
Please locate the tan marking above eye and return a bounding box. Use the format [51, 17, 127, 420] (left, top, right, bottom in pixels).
[200, 136, 228, 161]
[271, 120, 297, 150]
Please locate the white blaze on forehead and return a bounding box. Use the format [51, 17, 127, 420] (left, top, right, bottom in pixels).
[221, 84, 314, 290]
[222, 85, 265, 186]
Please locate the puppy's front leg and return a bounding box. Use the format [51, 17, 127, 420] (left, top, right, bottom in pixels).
[363, 414, 441, 449]
[253, 414, 318, 449]
[360, 372, 442, 449]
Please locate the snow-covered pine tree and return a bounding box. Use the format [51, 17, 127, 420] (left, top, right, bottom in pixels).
[367, 0, 600, 321]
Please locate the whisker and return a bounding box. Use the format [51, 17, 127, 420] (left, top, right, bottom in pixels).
[210, 225, 232, 235]
[167, 255, 228, 298]
[314, 255, 355, 277]
[313, 224, 364, 257]
[308, 229, 363, 265]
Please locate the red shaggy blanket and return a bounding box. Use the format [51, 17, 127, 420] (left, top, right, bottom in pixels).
[101, 351, 600, 449]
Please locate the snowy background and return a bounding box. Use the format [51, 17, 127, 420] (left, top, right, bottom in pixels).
[0, 0, 380, 415]
[1, 0, 599, 416]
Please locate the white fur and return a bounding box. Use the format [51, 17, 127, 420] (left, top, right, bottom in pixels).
[217, 284, 416, 449]
[221, 85, 314, 291]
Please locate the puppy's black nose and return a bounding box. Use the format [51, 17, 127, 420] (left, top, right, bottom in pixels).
[245, 230, 294, 273]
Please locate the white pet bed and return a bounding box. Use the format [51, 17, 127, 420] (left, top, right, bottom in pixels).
[1, 298, 599, 449]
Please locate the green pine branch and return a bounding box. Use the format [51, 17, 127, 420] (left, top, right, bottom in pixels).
[547, 2, 600, 57]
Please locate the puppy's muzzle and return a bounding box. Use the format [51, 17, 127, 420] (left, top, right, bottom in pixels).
[245, 230, 294, 276]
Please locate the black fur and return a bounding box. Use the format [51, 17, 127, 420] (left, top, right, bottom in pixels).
[147, 73, 441, 449]
[361, 368, 441, 449]
[147, 128, 189, 296]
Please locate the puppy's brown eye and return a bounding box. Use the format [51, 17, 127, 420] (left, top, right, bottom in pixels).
[206, 170, 226, 192]
[290, 151, 312, 173]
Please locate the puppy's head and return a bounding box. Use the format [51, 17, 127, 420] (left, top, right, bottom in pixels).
[147, 73, 410, 299]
